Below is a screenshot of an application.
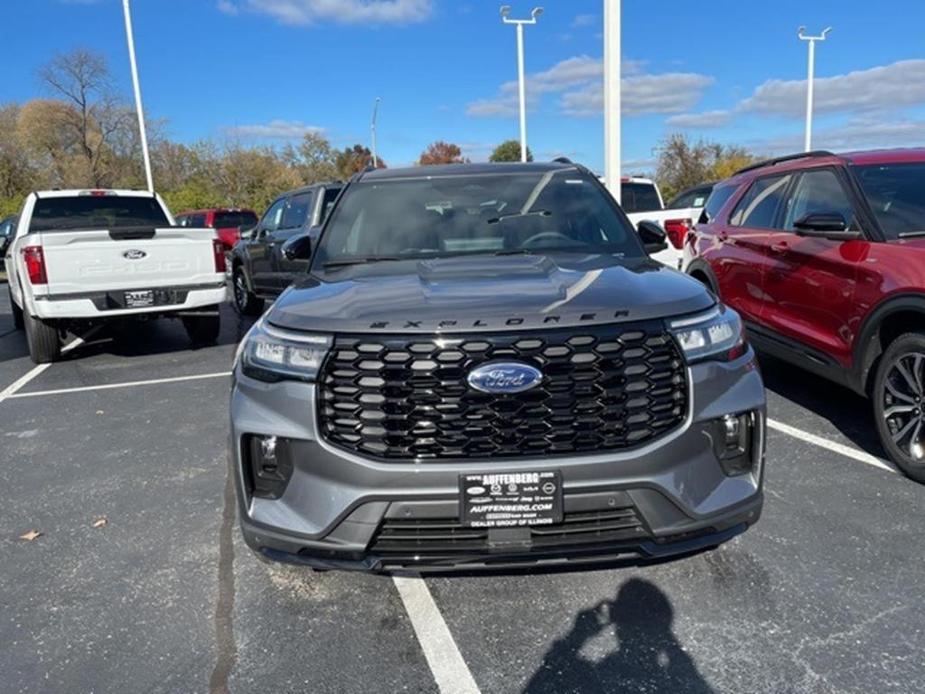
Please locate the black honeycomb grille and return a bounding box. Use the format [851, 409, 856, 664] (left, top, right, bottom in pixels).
[318, 322, 687, 460]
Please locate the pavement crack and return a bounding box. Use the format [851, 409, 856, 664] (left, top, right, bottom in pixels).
[209, 462, 238, 694]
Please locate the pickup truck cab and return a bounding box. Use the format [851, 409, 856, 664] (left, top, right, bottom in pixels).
[229, 181, 342, 315]
[5, 189, 227, 363]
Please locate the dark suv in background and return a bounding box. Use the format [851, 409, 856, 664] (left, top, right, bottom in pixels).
[686, 148, 925, 482]
[229, 181, 342, 315]
[230, 161, 766, 572]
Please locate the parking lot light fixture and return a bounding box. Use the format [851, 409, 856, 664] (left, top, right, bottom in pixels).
[122, 0, 154, 192]
[798, 26, 832, 152]
[371, 97, 381, 168]
[501, 6, 544, 163]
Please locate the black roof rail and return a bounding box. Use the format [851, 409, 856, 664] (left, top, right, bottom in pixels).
[552, 156, 573, 164]
[734, 150, 836, 176]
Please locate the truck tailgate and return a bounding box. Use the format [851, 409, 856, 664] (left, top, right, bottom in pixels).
[39, 228, 220, 295]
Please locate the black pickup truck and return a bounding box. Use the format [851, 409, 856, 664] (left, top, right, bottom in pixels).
[229, 181, 342, 315]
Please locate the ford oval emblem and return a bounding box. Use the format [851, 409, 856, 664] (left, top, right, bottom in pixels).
[467, 362, 543, 394]
[123, 249, 147, 260]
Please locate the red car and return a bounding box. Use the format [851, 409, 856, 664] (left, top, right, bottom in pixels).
[175, 208, 259, 251]
[685, 148, 925, 481]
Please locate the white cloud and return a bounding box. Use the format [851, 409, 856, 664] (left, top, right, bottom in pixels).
[560, 73, 714, 117]
[666, 110, 733, 129]
[224, 119, 325, 139]
[741, 59, 925, 118]
[219, 0, 433, 25]
[571, 13, 597, 28]
[751, 117, 925, 155]
[467, 56, 709, 119]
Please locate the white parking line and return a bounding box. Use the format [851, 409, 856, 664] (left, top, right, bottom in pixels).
[767, 418, 896, 474]
[392, 575, 481, 694]
[7, 371, 231, 399]
[0, 334, 91, 406]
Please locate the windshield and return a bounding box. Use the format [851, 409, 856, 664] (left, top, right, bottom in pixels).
[314, 171, 642, 267]
[854, 163, 925, 239]
[30, 195, 169, 232]
[213, 211, 257, 229]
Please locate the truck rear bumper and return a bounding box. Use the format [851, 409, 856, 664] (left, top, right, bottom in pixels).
[31, 283, 227, 319]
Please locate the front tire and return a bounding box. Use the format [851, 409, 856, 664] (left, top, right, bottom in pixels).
[183, 308, 221, 345]
[24, 310, 61, 363]
[9, 285, 24, 330]
[873, 332, 925, 483]
[232, 266, 264, 316]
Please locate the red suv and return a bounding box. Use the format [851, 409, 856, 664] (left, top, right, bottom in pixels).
[685, 148, 925, 481]
[175, 208, 259, 251]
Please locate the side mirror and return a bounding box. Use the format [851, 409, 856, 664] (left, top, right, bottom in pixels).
[637, 220, 668, 254]
[793, 212, 859, 240]
[282, 234, 312, 262]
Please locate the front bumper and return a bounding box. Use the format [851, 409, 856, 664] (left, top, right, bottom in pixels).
[230, 350, 766, 573]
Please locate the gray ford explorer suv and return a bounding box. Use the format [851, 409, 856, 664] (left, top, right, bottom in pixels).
[230, 161, 766, 572]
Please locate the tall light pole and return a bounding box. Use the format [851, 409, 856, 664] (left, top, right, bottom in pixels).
[501, 5, 543, 162]
[798, 26, 832, 152]
[370, 97, 381, 168]
[603, 0, 621, 202]
[122, 0, 154, 192]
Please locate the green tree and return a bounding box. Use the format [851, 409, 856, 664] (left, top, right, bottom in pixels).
[654, 133, 758, 201]
[489, 139, 533, 163]
[335, 144, 385, 179]
[418, 141, 469, 166]
[283, 132, 339, 184]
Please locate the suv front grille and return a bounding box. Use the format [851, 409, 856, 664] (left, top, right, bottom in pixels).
[318, 322, 687, 460]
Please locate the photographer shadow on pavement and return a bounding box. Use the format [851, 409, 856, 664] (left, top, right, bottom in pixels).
[524, 578, 714, 694]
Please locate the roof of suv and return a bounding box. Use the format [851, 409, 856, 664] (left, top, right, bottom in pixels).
[358, 161, 578, 181]
[731, 147, 925, 182]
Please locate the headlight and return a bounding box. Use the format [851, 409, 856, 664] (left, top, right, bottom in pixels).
[236, 319, 331, 383]
[668, 305, 745, 363]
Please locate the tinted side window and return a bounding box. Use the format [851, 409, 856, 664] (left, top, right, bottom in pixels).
[191, 214, 207, 227]
[699, 184, 736, 224]
[621, 183, 662, 213]
[729, 174, 792, 229]
[783, 169, 856, 231]
[281, 192, 313, 229]
[260, 199, 287, 233]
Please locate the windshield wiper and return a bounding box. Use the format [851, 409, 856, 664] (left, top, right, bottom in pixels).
[898, 231, 925, 238]
[486, 209, 551, 224]
[322, 255, 401, 269]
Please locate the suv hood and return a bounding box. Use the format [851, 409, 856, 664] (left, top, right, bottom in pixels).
[268, 254, 714, 334]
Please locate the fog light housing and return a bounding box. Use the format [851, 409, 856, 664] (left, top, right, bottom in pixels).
[244, 434, 294, 499]
[711, 412, 757, 477]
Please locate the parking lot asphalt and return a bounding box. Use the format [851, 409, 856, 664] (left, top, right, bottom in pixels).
[1, 287, 923, 694]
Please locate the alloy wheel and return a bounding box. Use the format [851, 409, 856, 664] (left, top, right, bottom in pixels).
[882, 351, 925, 461]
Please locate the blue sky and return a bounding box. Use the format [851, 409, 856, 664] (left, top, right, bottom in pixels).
[3, 0, 925, 173]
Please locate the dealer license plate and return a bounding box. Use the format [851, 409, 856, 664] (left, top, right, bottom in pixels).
[459, 471, 563, 528]
[124, 290, 154, 308]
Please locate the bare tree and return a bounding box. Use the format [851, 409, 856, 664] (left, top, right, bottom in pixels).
[39, 48, 134, 187]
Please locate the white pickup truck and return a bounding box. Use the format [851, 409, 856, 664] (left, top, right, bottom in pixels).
[4, 189, 227, 363]
[620, 178, 714, 270]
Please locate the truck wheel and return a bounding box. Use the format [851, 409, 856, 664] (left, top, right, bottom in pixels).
[9, 285, 24, 330]
[873, 332, 925, 483]
[233, 266, 264, 316]
[24, 311, 61, 363]
[183, 309, 221, 345]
